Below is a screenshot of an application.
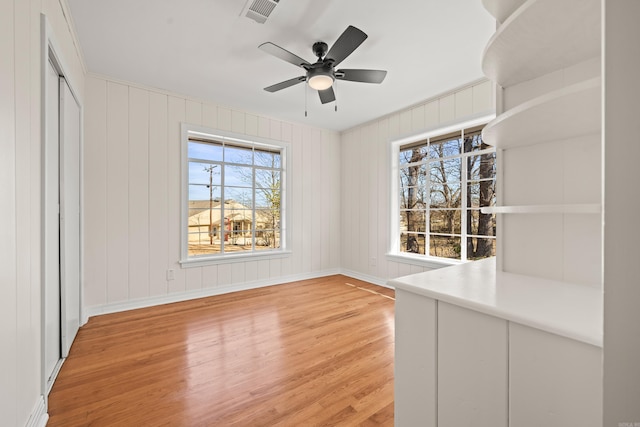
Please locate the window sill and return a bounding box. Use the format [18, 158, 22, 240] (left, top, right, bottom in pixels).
[180, 250, 292, 268]
[386, 252, 467, 270]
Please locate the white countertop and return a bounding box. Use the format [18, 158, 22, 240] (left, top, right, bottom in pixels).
[389, 258, 602, 347]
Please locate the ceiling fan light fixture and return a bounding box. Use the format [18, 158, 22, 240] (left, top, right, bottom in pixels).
[308, 72, 334, 91]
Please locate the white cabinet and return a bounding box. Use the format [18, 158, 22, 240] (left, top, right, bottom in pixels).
[509, 323, 602, 427]
[438, 302, 508, 427]
[395, 289, 437, 427]
[391, 259, 602, 426]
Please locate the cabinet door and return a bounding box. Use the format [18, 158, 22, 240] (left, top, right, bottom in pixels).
[438, 302, 508, 427]
[509, 323, 602, 427]
[395, 289, 437, 427]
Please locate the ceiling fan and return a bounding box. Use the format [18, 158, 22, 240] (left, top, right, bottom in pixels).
[259, 25, 387, 105]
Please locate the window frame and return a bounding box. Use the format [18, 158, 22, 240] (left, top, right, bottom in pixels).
[180, 123, 291, 267]
[388, 114, 496, 268]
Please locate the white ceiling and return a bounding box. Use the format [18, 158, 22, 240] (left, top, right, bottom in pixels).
[67, 0, 495, 132]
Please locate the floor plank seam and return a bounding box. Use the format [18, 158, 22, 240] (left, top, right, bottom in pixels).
[344, 282, 396, 301]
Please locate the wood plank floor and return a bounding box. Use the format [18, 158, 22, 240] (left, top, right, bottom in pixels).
[48, 275, 395, 426]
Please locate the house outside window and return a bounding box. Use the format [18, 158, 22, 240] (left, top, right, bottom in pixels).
[181, 124, 289, 266]
[391, 121, 496, 263]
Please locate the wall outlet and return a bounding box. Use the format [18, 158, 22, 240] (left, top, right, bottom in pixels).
[166, 269, 175, 281]
[370, 257, 377, 267]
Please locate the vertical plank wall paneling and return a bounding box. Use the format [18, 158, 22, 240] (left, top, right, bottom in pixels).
[84, 78, 107, 306]
[14, 0, 35, 419]
[1, 0, 85, 423]
[0, 0, 18, 423]
[83, 75, 342, 314]
[340, 80, 494, 283]
[106, 82, 130, 303]
[148, 91, 170, 297]
[290, 124, 304, 277]
[128, 87, 150, 300]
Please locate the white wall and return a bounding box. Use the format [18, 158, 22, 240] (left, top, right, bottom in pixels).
[340, 80, 494, 284]
[603, 0, 640, 422]
[0, 0, 85, 425]
[82, 75, 342, 315]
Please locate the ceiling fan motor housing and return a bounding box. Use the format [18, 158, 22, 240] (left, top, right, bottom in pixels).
[312, 41, 329, 59]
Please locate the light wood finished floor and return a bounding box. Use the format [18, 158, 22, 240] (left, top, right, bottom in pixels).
[48, 275, 395, 426]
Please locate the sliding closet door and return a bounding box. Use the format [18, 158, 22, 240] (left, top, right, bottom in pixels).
[59, 76, 80, 357]
[44, 60, 61, 382]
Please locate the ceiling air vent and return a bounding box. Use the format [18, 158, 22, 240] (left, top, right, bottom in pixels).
[243, 0, 279, 24]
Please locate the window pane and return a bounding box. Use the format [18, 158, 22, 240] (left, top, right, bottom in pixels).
[430, 157, 461, 184]
[254, 149, 281, 168]
[430, 210, 461, 234]
[399, 145, 428, 166]
[429, 235, 461, 259]
[224, 165, 252, 187]
[188, 205, 222, 257]
[400, 163, 427, 188]
[401, 233, 426, 254]
[430, 182, 461, 209]
[224, 144, 253, 164]
[224, 187, 254, 208]
[429, 136, 461, 158]
[466, 237, 496, 259]
[400, 187, 426, 210]
[466, 209, 496, 236]
[401, 210, 426, 233]
[189, 140, 222, 162]
[462, 130, 486, 152]
[255, 228, 280, 249]
[189, 162, 221, 186]
[467, 179, 496, 209]
[468, 152, 496, 181]
[189, 183, 221, 202]
[255, 169, 281, 203]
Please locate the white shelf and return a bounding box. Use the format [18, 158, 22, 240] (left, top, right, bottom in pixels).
[482, 77, 600, 149]
[481, 204, 601, 215]
[390, 258, 603, 347]
[482, 0, 600, 87]
[481, 0, 527, 23]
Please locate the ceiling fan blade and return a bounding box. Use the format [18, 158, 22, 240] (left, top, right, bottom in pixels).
[336, 69, 387, 84]
[325, 26, 368, 66]
[264, 76, 306, 93]
[318, 86, 336, 104]
[259, 42, 311, 68]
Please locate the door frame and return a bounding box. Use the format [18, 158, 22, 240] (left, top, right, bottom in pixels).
[40, 13, 85, 400]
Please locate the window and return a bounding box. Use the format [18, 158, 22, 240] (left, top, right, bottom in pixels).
[181, 125, 289, 265]
[393, 122, 496, 262]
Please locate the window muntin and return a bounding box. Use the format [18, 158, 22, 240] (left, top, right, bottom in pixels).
[183, 127, 287, 262]
[397, 125, 496, 261]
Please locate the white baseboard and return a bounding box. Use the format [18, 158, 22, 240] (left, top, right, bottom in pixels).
[339, 269, 394, 289]
[83, 268, 343, 321]
[25, 395, 48, 427]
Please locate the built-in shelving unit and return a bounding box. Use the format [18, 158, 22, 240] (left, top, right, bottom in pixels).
[481, 203, 601, 215]
[482, 0, 600, 87]
[481, 0, 602, 290]
[394, 0, 604, 424]
[482, 78, 601, 148]
[481, 0, 526, 24]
